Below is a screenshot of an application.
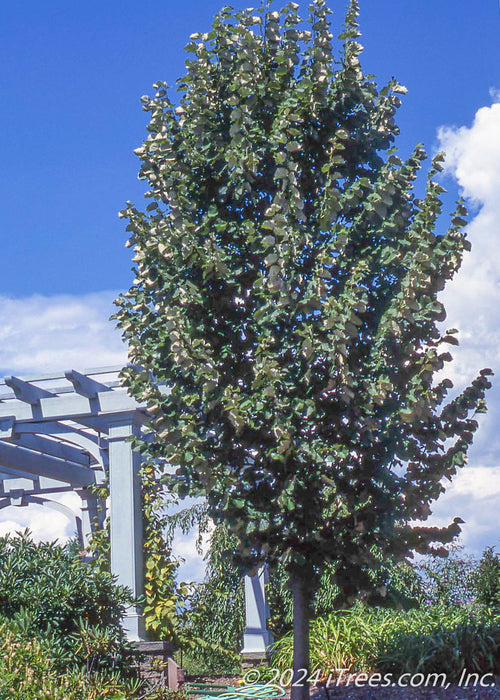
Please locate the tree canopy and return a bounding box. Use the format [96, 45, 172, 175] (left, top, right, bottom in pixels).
[114, 0, 491, 692]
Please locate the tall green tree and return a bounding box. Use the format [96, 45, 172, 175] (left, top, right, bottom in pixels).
[114, 1, 492, 696]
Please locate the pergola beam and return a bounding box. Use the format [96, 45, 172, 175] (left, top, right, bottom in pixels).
[65, 369, 111, 399]
[0, 389, 144, 422]
[3, 376, 54, 404]
[0, 441, 95, 487]
[0, 466, 40, 482]
[7, 433, 90, 467]
[0, 481, 74, 496]
[13, 420, 100, 443]
[13, 422, 105, 466]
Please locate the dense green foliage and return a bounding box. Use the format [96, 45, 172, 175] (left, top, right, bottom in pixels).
[181, 523, 244, 673]
[0, 532, 134, 674]
[474, 546, 500, 611]
[115, 0, 490, 607]
[270, 604, 500, 682]
[0, 532, 194, 697]
[114, 1, 492, 689]
[416, 544, 477, 607]
[0, 616, 140, 700]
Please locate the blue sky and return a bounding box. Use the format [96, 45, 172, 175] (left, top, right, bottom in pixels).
[0, 1, 500, 567]
[0, 0, 499, 295]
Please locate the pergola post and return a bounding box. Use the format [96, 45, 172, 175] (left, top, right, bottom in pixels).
[78, 488, 104, 550]
[242, 566, 273, 663]
[108, 414, 146, 641]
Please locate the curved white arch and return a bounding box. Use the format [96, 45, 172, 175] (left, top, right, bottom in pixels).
[0, 495, 83, 544]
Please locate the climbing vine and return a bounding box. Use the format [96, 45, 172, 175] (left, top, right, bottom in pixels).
[141, 462, 194, 642]
[88, 468, 192, 645]
[88, 461, 242, 659]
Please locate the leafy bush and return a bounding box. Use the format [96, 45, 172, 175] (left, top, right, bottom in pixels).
[271, 607, 382, 677]
[180, 524, 243, 673]
[382, 623, 480, 677]
[474, 546, 500, 611]
[270, 604, 500, 682]
[0, 616, 140, 700]
[416, 544, 477, 607]
[0, 531, 134, 673]
[378, 607, 500, 678]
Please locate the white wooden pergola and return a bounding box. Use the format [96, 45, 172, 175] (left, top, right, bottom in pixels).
[0, 367, 271, 657]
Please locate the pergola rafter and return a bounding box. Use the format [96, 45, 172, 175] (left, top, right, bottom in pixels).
[0, 366, 271, 655]
[0, 441, 95, 486]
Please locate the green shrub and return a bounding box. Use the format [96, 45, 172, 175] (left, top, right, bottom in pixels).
[378, 610, 500, 677]
[179, 524, 243, 674]
[474, 547, 500, 611]
[271, 605, 390, 677]
[0, 617, 140, 700]
[0, 531, 134, 674]
[416, 545, 477, 607]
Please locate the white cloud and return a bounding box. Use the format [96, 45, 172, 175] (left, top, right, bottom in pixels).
[427, 91, 500, 555]
[429, 468, 500, 554]
[0, 291, 126, 544]
[0, 291, 126, 375]
[0, 492, 82, 543]
[438, 101, 500, 206]
[172, 531, 210, 584]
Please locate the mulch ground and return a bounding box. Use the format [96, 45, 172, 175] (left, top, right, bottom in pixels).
[185, 675, 242, 687]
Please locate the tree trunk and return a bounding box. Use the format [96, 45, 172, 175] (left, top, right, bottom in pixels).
[290, 570, 310, 700]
